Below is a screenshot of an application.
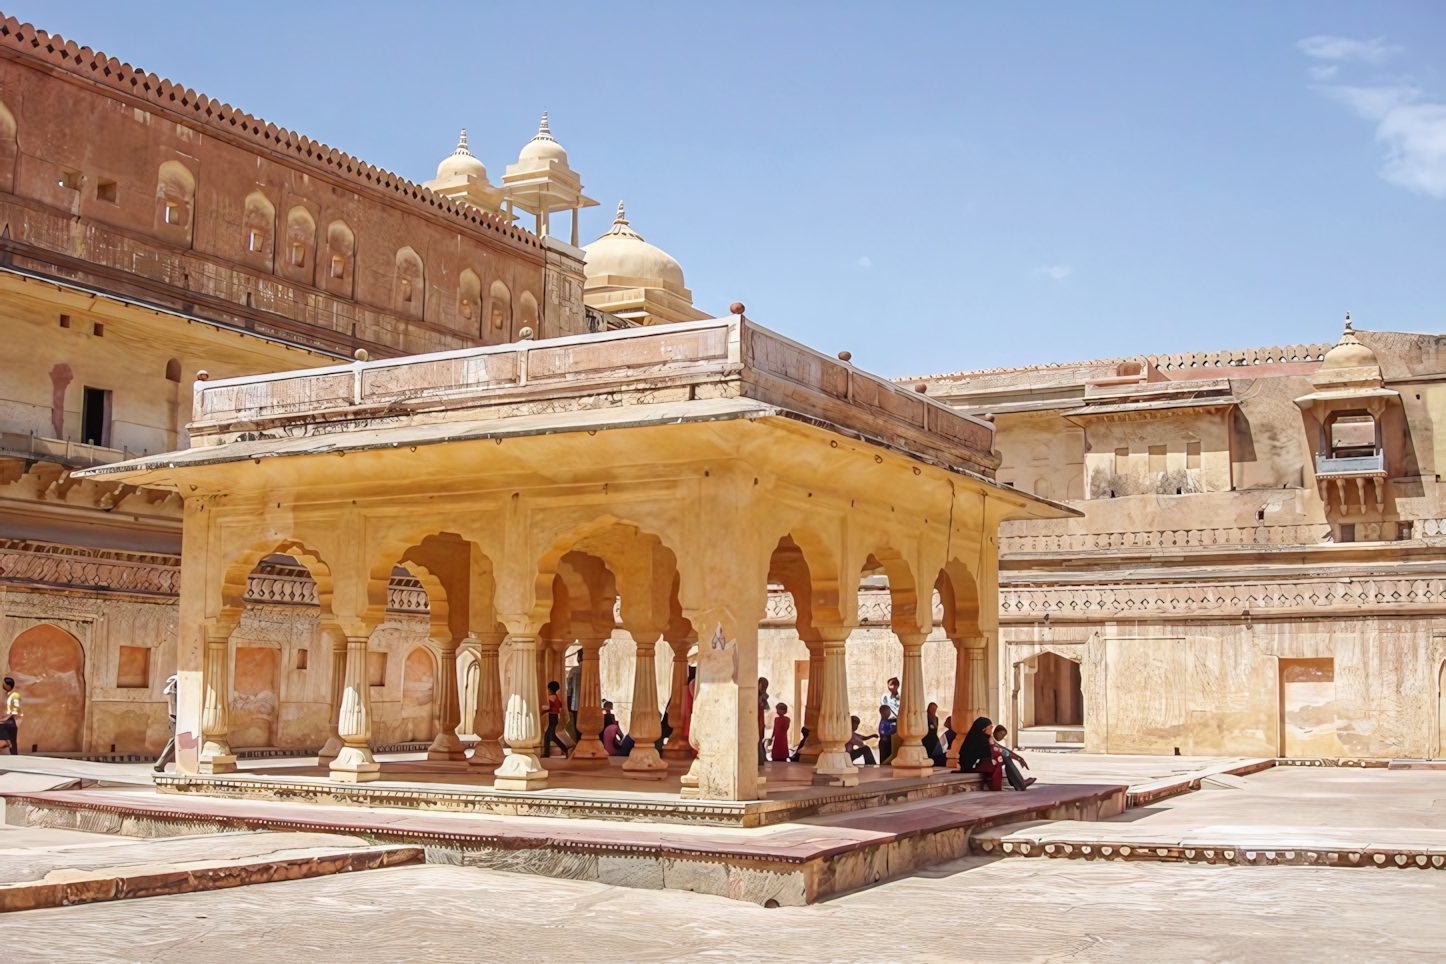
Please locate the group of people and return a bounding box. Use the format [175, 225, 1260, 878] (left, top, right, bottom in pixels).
[756, 675, 1036, 792]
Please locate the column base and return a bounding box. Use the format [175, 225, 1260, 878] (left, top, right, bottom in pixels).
[891, 764, 934, 779]
[425, 731, 469, 762]
[467, 739, 505, 770]
[812, 749, 859, 787]
[197, 755, 237, 775]
[329, 744, 381, 783]
[622, 746, 669, 780]
[493, 748, 548, 791]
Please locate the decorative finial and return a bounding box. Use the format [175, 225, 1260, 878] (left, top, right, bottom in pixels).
[534, 111, 555, 142]
[730, 302, 746, 316]
[451, 129, 474, 157]
[1344, 311, 1353, 333]
[614, 200, 628, 224]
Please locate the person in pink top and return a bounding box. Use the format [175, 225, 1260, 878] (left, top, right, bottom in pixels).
[769, 702, 792, 762]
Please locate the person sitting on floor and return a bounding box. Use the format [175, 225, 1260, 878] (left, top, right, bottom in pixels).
[942, 715, 957, 756]
[769, 702, 792, 762]
[993, 725, 1036, 791]
[845, 716, 877, 766]
[789, 726, 810, 763]
[600, 718, 626, 756]
[877, 704, 897, 763]
[955, 716, 1005, 790]
[602, 701, 616, 730]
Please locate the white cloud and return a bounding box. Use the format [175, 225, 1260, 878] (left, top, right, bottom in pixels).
[1034, 265, 1070, 282]
[855, 255, 871, 268]
[1309, 64, 1339, 82]
[1319, 84, 1446, 198]
[1296, 35, 1400, 64]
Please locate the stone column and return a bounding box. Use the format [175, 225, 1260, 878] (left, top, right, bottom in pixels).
[812, 627, 858, 786]
[662, 636, 694, 760]
[330, 634, 380, 783]
[569, 637, 609, 764]
[198, 626, 236, 774]
[799, 638, 825, 763]
[468, 633, 505, 770]
[426, 637, 467, 761]
[891, 632, 933, 777]
[493, 633, 547, 790]
[947, 636, 969, 768]
[317, 638, 347, 764]
[968, 637, 989, 724]
[623, 634, 668, 779]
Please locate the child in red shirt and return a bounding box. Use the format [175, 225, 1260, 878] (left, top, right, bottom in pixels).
[542, 680, 568, 758]
[769, 702, 792, 762]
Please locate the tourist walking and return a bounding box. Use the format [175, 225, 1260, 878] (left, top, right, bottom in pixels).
[153, 674, 179, 772]
[1, 677, 19, 755]
[541, 680, 569, 758]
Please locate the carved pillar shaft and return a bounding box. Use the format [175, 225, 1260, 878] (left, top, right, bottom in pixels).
[493, 634, 547, 790]
[569, 637, 609, 762]
[198, 627, 236, 774]
[318, 639, 347, 764]
[812, 628, 858, 786]
[891, 632, 933, 775]
[799, 639, 825, 762]
[947, 636, 969, 768]
[330, 634, 380, 783]
[967, 639, 989, 724]
[662, 637, 694, 760]
[426, 637, 467, 761]
[623, 635, 668, 778]
[468, 633, 505, 769]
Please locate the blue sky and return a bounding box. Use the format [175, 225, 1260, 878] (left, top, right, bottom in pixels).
[17, 2, 1445, 377]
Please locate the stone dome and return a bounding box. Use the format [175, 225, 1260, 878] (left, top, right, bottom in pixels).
[1319, 316, 1379, 371]
[435, 130, 488, 182]
[518, 112, 569, 168]
[584, 202, 686, 291]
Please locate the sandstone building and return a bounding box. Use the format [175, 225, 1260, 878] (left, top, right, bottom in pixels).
[909, 322, 1446, 761]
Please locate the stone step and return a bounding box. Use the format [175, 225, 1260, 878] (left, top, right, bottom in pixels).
[972, 820, 1446, 870]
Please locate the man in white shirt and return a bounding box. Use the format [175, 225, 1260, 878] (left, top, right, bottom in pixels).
[880, 677, 900, 717]
[2, 677, 18, 754]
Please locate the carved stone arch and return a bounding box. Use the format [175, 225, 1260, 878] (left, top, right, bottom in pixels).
[557, 551, 618, 640]
[458, 268, 482, 330]
[323, 220, 355, 298]
[155, 159, 196, 243]
[488, 280, 511, 334]
[219, 538, 335, 629]
[0, 98, 16, 193]
[241, 191, 276, 270]
[859, 547, 922, 636]
[282, 205, 317, 282]
[519, 290, 539, 337]
[394, 246, 425, 318]
[533, 516, 680, 638]
[936, 560, 982, 639]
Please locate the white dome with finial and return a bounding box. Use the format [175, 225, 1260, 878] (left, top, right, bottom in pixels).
[1319, 312, 1379, 372]
[435, 129, 489, 183]
[518, 112, 570, 168]
[584, 202, 687, 292]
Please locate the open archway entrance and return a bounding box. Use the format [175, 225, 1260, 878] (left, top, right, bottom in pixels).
[1015, 652, 1083, 750]
[7, 624, 86, 753]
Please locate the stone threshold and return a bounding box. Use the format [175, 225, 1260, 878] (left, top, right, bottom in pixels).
[973, 822, 1446, 871]
[1125, 758, 1276, 807]
[0, 842, 421, 913]
[3, 782, 1126, 905]
[152, 770, 989, 828]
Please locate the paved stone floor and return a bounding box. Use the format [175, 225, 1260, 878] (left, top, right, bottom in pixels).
[2, 855, 1441, 963]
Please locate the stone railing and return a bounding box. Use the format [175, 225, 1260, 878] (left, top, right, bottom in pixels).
[0, 539, 180, 596]
[762, 588, 945, 627]
[1001, 575, 1446, 620]
[244, 565, 430, 612]
[1001, 525, 1331, 554]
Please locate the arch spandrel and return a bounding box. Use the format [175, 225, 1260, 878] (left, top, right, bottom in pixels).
[217, 537, 336, 630]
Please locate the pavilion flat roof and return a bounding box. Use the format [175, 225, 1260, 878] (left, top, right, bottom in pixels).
[75, 315, 1008, 484]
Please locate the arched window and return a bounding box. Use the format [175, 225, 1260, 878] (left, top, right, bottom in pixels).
[165, 358, 182, 382]
[282, 206, 317, 282]
[0, 99, 16, 194]
[488, 280, 511, 332]
[394, 246, 425, 318]
[155, 160, 196, 240]
[458, 269, 482, 328]
[323, 220, 355, 298]
[519, 290, 539, 337]
[242, 192, 275, 269]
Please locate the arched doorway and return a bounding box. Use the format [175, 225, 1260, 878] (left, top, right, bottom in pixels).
[7, 624, 86, 753]
[1015, 652, 1083, 750]
[399, 646, 436, 743]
